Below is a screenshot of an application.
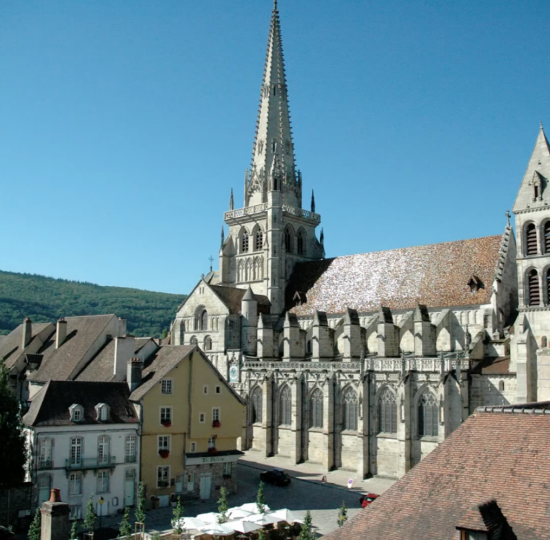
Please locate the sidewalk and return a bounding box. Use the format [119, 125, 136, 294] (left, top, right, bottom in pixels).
[240, 450, 396, 496]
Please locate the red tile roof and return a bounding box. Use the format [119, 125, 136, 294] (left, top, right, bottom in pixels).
[323, 402, 550, 540]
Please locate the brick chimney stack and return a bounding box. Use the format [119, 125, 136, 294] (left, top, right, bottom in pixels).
[41, 489, 70, 540]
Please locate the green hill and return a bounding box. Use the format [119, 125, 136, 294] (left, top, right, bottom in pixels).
[0, 270, 187, 337]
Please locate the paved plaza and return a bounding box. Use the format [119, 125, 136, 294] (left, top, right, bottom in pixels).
[101, 452, 395, 537]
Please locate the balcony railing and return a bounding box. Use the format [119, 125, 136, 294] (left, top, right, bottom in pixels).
[38, 459, 52, 470]
[65, 456, 116, 471]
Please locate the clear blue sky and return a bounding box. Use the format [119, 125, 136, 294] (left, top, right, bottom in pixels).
[1, 0, 549, 295]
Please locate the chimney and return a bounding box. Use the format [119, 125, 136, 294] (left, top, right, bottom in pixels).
[41, 489, 70, 540]
[114, 336, 135, 380]
[55, 319, 67, 349]
[127, 358, 143, 392]
[22, 318, 32, 348]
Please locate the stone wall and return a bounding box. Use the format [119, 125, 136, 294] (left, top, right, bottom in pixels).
[0, 484, 33, 531]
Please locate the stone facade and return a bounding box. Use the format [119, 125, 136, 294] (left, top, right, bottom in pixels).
[171, 2, 550, 479]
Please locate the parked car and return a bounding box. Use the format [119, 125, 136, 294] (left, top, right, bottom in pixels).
[359, 493, 379, 508]
[260, 468, 292, 486]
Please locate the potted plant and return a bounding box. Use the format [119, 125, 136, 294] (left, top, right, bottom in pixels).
[159, 449, 170, 458]
[212, 420, 221, 428]
[161, 419, 171, 427]
[208, 447, 218, 455]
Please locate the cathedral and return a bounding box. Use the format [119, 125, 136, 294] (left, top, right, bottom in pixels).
[172, 1, 550, 478]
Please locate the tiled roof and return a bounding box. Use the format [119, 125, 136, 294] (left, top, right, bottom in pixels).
[456, 500, 511, 534]
[288, 234, 506, 316]
[471, 356, 511, 375]
[0, 323, 53, 369]
[210, 285, 271, 314]
[323, 402, 550, 540]
[28, 314, 115, 382]
[23, 380, 138, 427]
[130, 345, 195, 401]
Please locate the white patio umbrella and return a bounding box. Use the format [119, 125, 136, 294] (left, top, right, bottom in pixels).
[248, 513, 280, 526]
[269, 509, 305, 524]
[238, 503, 271, 514]
[174, 517, 207, 530]
[224, 519, 262, 534]
[197, 523, 234, 536]
[226, 507, 254, 520]
[196, 512, 221, 523]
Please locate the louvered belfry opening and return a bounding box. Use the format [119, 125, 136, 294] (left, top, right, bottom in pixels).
[545, 222, 550, 253]
[528, 269, 540, 306]
[525, 223, 538, 255]
[547, 269, 550, 304]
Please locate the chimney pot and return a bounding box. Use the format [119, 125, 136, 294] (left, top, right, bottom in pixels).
[56, 319, 67, 349]
[49, 488, 62, 503]
[127, 357, 143, 392]
[22, 318, 32, 348]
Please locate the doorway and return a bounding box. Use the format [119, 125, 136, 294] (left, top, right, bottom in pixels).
[199, 473, 212, 499]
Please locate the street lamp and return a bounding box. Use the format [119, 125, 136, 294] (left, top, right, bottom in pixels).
[98, 497, 104, 529]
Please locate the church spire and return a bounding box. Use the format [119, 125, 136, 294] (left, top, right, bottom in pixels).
[245, 1, 300, 208]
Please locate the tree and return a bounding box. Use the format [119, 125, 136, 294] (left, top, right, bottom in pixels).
[28, 508, 41, 540]
[172, 497, 184, 534]
[83, 495, 97, 533]
[337, 501, 348, 528]
[256, 481, 267, 514]
[119, 508, 132, 539]
[135, 482, 146, 524]
[71, 520, 78, 540]
[161, 328, 168, 340]
[299, 510, 314, 540]
[257, 530, 268, 540]
[217, 487, 229, 523]
[0, 358, 27, 487]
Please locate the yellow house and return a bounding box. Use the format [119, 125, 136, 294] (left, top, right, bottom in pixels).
[129, 345, 246, 506]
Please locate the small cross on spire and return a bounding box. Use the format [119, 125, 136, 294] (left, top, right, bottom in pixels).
[505, 210, 511, 227]
[208, 255, 214, 272]
[273, 0, 278, 10]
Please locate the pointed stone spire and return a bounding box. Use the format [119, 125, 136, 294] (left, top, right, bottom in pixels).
[513, 123, 550, 212]
[311, 190, 315, 213]
[320, 228, 324, 245]
[221, 226, 225, 247]
[229, 188, 234, 210]
[245, 1, 300, 207]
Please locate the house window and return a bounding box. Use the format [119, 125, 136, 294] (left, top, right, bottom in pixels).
[96, 403, 109, 421]
[199, 413, 205, 423]
[160, 407, 172, 425]
[242, 232, 249, 253]
[161, 380, 173, 394]
[208, 436, 216, 449]
[525, 223, 538, 255]
[69, 505, 82, 520]
[190, 442, 196, 452]
[223, 462, 233, 476]
[125, 435, 136, 463]
[216, 386, 221, 394]
[69, 472, 82, 495]
[378, 388, 397, 434]
[309, 389, 323, 428]
[279, 386, 291, 426]
[157, 466, 170, 488]
[70, 405, 83, 422]
[204, 336, 212, 351]
[528, 269, 540, 306]
[37, 474, 51, 505]
[38, 438, 53, 469]
[212, 408, 220, 423]
[98, 436, 110, 465]
[418, 391, 438, 438]
[251, 387, 263, 423]
[70, 437, 82, 465]
[97, 470, 110, 493]
[342, 387, 358, 431]
[203, 385, 209, 395]
[158, 436, 170, 452]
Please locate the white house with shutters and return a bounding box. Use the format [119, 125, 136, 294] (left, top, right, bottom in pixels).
[23, 380, 140, 519]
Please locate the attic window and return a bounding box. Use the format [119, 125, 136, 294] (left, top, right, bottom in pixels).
[95, 403, 109, 422]
[460, 532, 487, 540]
[69, 404, 84, 422]
[468, 276, 483, 293]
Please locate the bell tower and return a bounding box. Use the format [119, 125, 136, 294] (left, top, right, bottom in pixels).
[219, 0, 324, 314]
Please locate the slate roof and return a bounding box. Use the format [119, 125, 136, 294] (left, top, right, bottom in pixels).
[0, 323, 53, 369]
[23, 380, 138, 427]
[28, 314, 115, 383]
[210, 285, 271, 314]
[288, 234, 506, 316]
[323, 402, 550, 540]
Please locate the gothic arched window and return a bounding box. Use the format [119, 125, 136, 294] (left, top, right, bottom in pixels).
[418, 391, 438, 438]
[242, 232, 249, 253]
[297, 230, 305, 256]
[378, 388, 397, 434]
[342, 388, 358, 431]
[284, 228, 292, 253]
[525, 223, 537, 256]
[545, 222, 550, 253]
[309, 389, 323, 428]
[200, 310, 208, 331]
[251, 387, 262, 424]
[204, 336, 212, 351]
[528, 269, 540, 306]
[279, 386, 291, 426]
[190, 336, 198, 346]
[255, 230, 263, 251]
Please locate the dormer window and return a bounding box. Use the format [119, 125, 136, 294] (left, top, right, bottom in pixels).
[460, 532, 487, 540]
[95, 403, 110, 422]
[468, 275, 483, 293]
[69, 404, 84, 422]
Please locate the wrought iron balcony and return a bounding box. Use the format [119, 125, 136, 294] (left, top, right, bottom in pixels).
[65, 456, 116, 471]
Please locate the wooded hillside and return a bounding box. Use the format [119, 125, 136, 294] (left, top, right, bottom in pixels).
[0, 270, 187, 337]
